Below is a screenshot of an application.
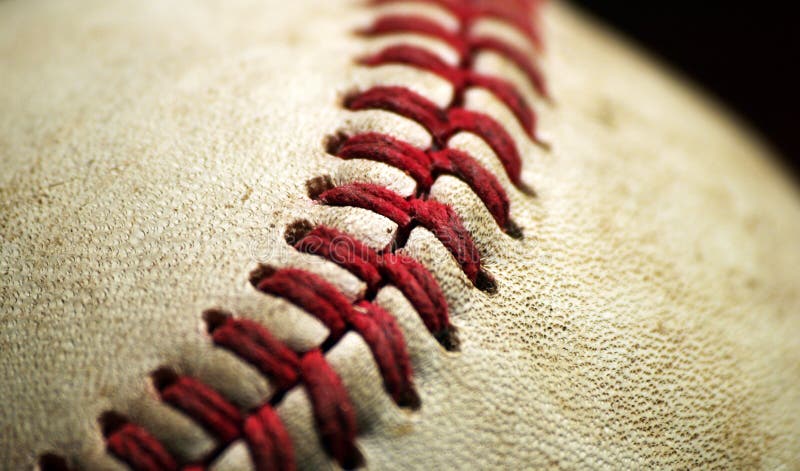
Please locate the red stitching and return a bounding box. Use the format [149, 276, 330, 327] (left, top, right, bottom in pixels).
[330, 132, 522, 236]
[42, 1, 544, 470]
[345, 86, 533, 189]
[99, 412, 179, 471]
[250, 268, 419, 409]
[359, 45, 537, 136]
[244, 402, 296, 471]
[350, 300, 420, 408]
[252, 267, 354, 340]
[369, 0, 544, 50]
[313, 182, 490, 287]
[299, 350, 363, 469]
[152, 369, 243, 445]
[289, 223, 457, 349]
[205, 312, 300, 391]
[359, 15, 548, 98]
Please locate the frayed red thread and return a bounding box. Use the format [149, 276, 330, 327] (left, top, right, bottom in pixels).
[52, 1, 546, 470]
[99, 412, 179, 471]
[470, 35, 548, 98]
[292, 222, 385, 292]
[291, 224, 458, 350]
[152, 368, 242, 444]
[250, 267, 420, 408]
[351, 301, 421, 409]
[252, 267, 354, 340]
[359, 15, 548, 98]
[345, 86, 530, 190]
[314, 182, 488, 286]
[379, 253, 460, 348]
[369, 0, 544, 49]
[95, 268, 422, 471]
[359, 14, 465, 55]
[301, 350, 365, 469]
[244, 405, 296, 471]
[97, 347, 361, 471]
[333, 132, 523, 234]
[205, 311, 300, 390]
[360, 45, 536, 136]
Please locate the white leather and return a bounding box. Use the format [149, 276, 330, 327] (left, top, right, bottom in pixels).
[1, 0, 799, 469]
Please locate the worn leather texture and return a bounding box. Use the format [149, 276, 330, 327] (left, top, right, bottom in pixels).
[1, 0, 799, 469]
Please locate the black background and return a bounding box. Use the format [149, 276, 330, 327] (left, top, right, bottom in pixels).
[570, 0, 799, 179]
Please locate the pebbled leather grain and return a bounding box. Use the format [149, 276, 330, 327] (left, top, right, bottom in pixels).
[1, 0, 798, 469]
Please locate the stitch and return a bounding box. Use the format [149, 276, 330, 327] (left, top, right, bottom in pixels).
[313, 182, 493, 290]
[287, 222, 458, 350]
[369, 0, 544, 49]
[204, 310, 301, 391]
[344, 86, 539, 191]
[359, 45, 536, 136]
[348, 300, 420, 409]
[251, 266, 354, 341]
[287, 219, 387, 294]
[42, 1, 543, 469]
[152, 368, 243, 445]
[249, 268, 419, 408]
[243, 403, 297, 471]
[358, 15, 549, 98]
[300, 350, 364, 469]
[99, 412, 179, 471]
[101, 311, 365, 470]
[328, 132, 524, 235]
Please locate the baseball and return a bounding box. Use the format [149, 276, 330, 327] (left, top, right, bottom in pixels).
[1, 0, 798, 469]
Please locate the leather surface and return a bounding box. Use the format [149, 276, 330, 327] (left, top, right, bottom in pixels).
[1, 0, 799, 469]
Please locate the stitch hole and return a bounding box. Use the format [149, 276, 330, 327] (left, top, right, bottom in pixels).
[248, 264, 277, 288]
[505, 219, 524, 240]
[284, 219, 315, 246]
[401, 393, 422, 410]
[98, 411, 130, 439]
[203, 309, 232, 334]
[324, 131, 350, 156]
[306, 175, 335, 201]
[436, 325, 461, 352]
[340, 88, 361, 110]
[151, 367, 181, 394]
[475, 268, 497, 294]
[517, 180, 537, 197]
[37, 453, 70, 471]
